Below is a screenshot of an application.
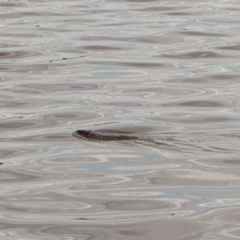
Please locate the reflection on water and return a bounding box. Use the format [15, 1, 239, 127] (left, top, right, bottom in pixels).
[1, 0, 240, 239]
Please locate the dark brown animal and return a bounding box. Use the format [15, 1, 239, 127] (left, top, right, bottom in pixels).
[72, 130, 139, 141]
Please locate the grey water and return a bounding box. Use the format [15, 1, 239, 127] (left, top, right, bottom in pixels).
[1, 0, 240, 239]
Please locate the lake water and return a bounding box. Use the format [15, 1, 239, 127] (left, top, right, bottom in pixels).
[1, 0, 240, 239]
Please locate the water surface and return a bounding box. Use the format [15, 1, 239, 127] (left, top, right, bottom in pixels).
[1, 0, 240, 239]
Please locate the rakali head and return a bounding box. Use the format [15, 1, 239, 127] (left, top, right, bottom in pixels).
[72, 130, 91, 139]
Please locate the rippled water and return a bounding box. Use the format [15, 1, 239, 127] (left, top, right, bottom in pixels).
[1, 0, 240, 239]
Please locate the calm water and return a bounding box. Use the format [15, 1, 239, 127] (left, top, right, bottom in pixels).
[1, 0, 240, 239]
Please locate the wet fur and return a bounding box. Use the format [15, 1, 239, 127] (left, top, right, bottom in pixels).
[73, 130, 139, 141]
